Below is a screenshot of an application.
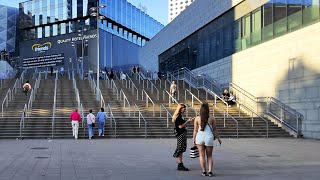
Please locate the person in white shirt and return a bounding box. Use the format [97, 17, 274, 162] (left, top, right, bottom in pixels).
[23, 81, 32, 100]
[60, 66, 64, 76]
[170, 81, 178, 103]
[121, 73, 127, 80]
[86, 109, 96, 139]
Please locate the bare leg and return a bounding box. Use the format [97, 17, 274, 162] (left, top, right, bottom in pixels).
[197, 144, 206, 172]
[177, 153, 182, 163]
[206, 146, 214, 172]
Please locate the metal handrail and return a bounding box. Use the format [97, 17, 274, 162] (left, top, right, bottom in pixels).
[126, 73, 139, 100]
[119, 89, 131, 117]
[80, 103, 84, 128]
[159, 104, 172, 127]
[213, 103, 239, 138]
[88, 73, 96, 95]
[163, 89, 179, 107]
[185, 89, 202, 107]
[230, 82, 301, 136]
[237, 100, 269, 138]
[171, 67, 222, 93]
[141, 89, 155, 116]
[1, 88, 11, 117]
[72, 71, 81, 109]
[19, 104, 27, 139]
[133, 104, 147, 138]
[27, 73, 41, 116]
[186, 104, 199, 117]
[51, 78, 57, 139]
[111, 80, 119, 100]
[146, 78, 159, 100]
[106, 104, 117, 138]
[11, 78, 19, 95]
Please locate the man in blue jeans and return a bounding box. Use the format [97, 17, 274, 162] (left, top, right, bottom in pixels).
[86, 109, 95, 139]
[96, 107, 107, 136]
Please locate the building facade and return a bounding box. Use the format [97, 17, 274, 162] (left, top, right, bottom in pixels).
[139, 0, 320, 139]
[168, 0, 195, 22]
[18, 0, 163, 70]
[0, 5, 19, 54]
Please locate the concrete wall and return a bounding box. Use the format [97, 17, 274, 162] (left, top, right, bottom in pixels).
[139, 0, 245, 72]
[192, 22, 320, 139]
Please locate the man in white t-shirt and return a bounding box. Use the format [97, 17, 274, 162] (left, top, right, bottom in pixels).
[86, 109, 96, 139]
[170, 81, 177, 103]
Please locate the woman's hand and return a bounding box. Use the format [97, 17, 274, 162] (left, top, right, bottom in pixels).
[188, 117, 195, 122]
[217, 138, 222, 145]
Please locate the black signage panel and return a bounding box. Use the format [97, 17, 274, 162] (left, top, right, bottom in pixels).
[19, 30, 98, 69]
[23, 53, 64, 69]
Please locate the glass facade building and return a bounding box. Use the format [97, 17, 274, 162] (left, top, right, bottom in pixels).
[159, 0, 320, 72]
[18, 0, 163, 46]
[0, 5, 19, 54]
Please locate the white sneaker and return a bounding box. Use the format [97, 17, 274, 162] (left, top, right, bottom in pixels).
[102, 134, 104, 137]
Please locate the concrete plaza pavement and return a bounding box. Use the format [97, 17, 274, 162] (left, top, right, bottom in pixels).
[0, 138, 319, 180]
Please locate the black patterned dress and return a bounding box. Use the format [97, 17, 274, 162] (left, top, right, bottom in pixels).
[173, 114, 187, 158]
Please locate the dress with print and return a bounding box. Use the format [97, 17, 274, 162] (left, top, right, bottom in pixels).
[173, 114, 187, 158]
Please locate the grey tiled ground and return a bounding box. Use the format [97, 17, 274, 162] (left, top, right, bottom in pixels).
[0, 138, 319, 180]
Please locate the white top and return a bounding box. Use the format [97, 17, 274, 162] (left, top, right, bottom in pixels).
[86, 113, 95, 124]
[170, 83, 177, 93]
[23, 83, 31, 90]
[121, 73, 127, 80]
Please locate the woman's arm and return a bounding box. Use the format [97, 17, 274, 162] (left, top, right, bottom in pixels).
[193, 117, 199, 143]
[212, 117, 222, 144]
[178, 117, 194, 129]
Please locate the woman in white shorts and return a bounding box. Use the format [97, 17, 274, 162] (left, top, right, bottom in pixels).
[193, 103, 222, 177]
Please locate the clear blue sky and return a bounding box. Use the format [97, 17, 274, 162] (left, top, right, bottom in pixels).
[1, 0, 168, 25]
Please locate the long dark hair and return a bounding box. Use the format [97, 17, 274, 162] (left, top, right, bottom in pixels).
[200, 103, 209, 131]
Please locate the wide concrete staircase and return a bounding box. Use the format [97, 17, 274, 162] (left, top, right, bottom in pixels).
[111, 73, 291, 138]
[0, 69, 292, 139]
[0, 71, 34, 139]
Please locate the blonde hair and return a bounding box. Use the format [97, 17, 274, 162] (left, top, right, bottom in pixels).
[172, 104, 186, 123]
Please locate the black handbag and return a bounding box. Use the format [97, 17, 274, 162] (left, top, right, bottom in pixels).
[92, 123, 95, 127]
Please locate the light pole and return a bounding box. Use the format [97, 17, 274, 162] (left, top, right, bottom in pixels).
[90, 3, 106, 100]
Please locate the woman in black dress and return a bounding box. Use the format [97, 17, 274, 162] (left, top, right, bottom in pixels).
[172, 103, 194, 171]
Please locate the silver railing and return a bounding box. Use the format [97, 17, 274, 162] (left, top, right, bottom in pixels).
[169, 67, 222, 94]
[110, 80, 119, 100]
[237, 100, 269, 138]
[88, 73, 96, 95]
[212, 102, 239, 138]
[146, 79, 159, 100]
[119, 89, 131, 117]
[185, 89, 202, 107]
[139, 66, 153, 80]
[51, 77, 58, 139]
[19, 104, 28, 139]
[141, 89, 155, 116]
[230, 82, 301, 136]
[133, 104, 147, 138]
[126, 73, 139, 100]
[1, 88, 11, 117]
[163, 89, 179, 107]
[27, 73, 41, 116]
[106, 103, 117, 138]
[159, 104, 172, 127]
[72, 71, 81, 109]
